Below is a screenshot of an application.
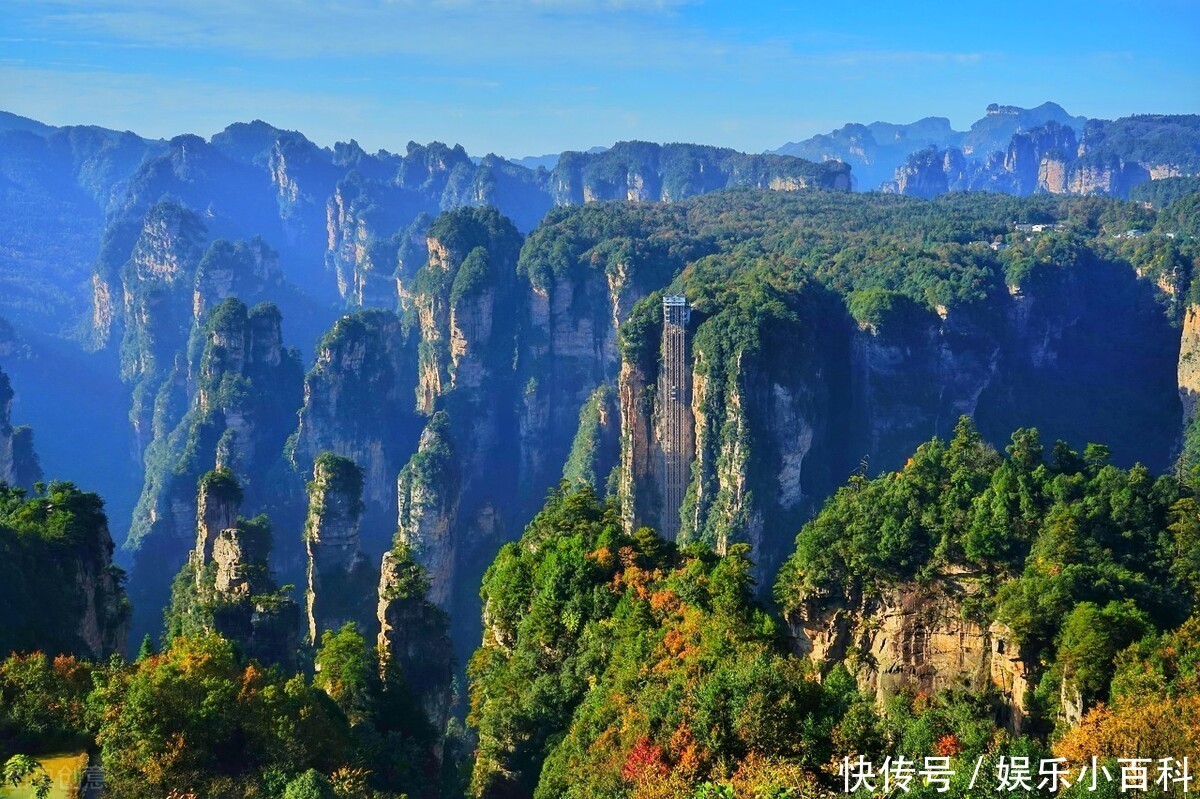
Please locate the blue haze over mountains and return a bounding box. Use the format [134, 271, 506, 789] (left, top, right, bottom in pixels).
[774, 102, 1090, 190]
[0, 101, 1196, 646]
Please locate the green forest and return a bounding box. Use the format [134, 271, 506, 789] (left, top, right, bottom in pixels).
[2, 180, 1199, 798]
[4, 420, 1199, 797]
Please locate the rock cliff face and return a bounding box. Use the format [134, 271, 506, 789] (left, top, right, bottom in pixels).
[168, 469, 300, 668]
[1003, 122, 1078, 194]
[325, 177, 413, 308]
[617, 284, 854, 579]
[396, 208, 527, 648]
[395, 413, 458, 607]
[784, 575, 1034, 732]
[290, 309, 423, 542]
[615, 253, 1180, 585]
[1180, 305, 1200, 429]
[194, 467, 241, 565]
[0, 480, 130, 659]
[894, 146, 966, 198]
[71, 513, 131, 660]
[849, 298, 1001, 464]
[515, 204, 710, 511]
[304, 453, 378, 643]
[551, 142, 851, 205]
[192, 237, 283, 322]
[0, 367, 43, 489]
[127, 298, 303, 643]
[412, 208, 522, 410]
[130, 298, 303, 550]
[115, 202, 208, 452]
[376, 544, 454, 756]
[891, 114, 1199, 198]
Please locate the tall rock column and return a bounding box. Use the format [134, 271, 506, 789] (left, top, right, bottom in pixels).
[193, 469, 242, 567]
[0, 368, 43, 490]
[377, 542, 454, 769]
[395, 412, 459, 608]
[168, 469, 299, 669]
[1179, 304, 1200, 432]
[305, 452, 378, 644]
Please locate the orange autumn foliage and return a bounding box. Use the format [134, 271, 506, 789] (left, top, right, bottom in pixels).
[1054, 695, 1200, 763]
[731, 752, 825, 798]
[934, 734, 963, 757]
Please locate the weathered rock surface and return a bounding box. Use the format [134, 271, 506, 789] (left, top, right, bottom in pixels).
[376, 544, 454, 756]
[1179, 304, 1200, 429]
[304, 453, 378, 643]
[891, 114, 1198, 198]
[171, 469, 300, 669]
[618, 258, 1178, 585]
[290, 309, 422, 520]
[0, 367, 43, 490]
[395, 413, 459, 608]
[784, 575, 1035, 732]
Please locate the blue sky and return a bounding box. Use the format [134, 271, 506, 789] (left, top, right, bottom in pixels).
[1, 0, 1197, 158]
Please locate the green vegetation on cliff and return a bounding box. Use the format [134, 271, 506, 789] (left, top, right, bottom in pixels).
[0, 482, 129, 659]
[776, 418, 1193, 727]
[130, 296, 304, 553]
[469, 477, 1192, 799]
[468, 485, 860, 798]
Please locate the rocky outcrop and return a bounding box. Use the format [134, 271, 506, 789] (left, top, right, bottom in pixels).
[618, 356, 662, 536]
[129, 299, 303, 553]
[515, 207, 711, 511]
[116, 202, 207, 452]
[72, 513, 130, 660]
[1003, 122, 1077, 194]
[614, 247, 1179, 587]
[325, 177, 406, 308]
[1179, 304, 1200, 443]
[0, 480, 130, 659]
[849, 295, 1001, 463]
[0, 367, 43, 490]
[169, 469, 300, 668]
[412, 208, 522, 410]
[126, 298, 303, 646]
[376, 543, 454, 756]
[290, 309, 422, 523]
[551, 142, 851, 205]
[304, 453, 378, 644]
[194, 469, 242, 566]
[1066, 157, 1149, 197]
[193, 237, 283, 321]
[892, 114, 1198, 198]
[395, 413, 459, 608]
[893, 146, 966, 198]
[784, 575, 1035, 732]
[617, 285, 854, 579]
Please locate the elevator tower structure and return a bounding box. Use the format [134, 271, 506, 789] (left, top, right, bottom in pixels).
[660, 295, 691, 540]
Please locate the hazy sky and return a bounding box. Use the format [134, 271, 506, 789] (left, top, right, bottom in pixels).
[2, 0, 1197, 158]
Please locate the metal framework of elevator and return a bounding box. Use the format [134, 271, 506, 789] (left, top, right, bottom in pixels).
[660, 295, 691, 540]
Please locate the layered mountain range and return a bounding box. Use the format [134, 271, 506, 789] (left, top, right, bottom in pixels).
[0, 108, 1197, 667]
[775, 102, 1200, 197]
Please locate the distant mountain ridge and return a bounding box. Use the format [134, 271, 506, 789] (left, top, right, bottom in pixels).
[776, 103, 1199, 199]
[889, 113, 1200, 199]
[0, 113, 849, 335]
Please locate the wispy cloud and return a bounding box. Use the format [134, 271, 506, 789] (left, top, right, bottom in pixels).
[14, 0, 701, 62]
[3, 0, 1194, 156]
[9, 0, 987, 78]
